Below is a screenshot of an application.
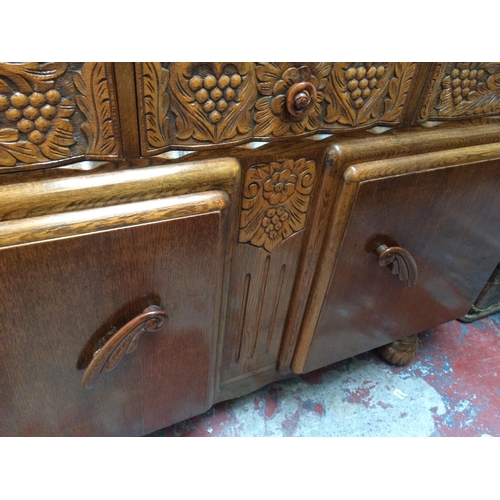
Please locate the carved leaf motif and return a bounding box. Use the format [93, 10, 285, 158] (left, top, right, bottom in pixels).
[41, 118, 76, 160]
[239, 159, 316, 252]
[170, 63, 256, 144]
[141, 62, 170, 149]
[74, 63, 118, 156]
[0, 62, 68, 93]
[382, 63, 417, 122]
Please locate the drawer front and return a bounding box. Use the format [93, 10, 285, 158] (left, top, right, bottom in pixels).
[135, 62, 419, 155]
[418, 62, 500, 123]
[0, 62, 122, 173]
[298, 155, 500, 373]
[0, 189, 229, 436]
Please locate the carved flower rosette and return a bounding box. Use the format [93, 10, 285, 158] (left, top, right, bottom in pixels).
[239, 159, 316, 252]
[169, 63, 256, 144]
[324, 63, 416, 126]
[435, 62, 500, 118]
[0, 62, 76, 167]
[254, 63, 332, 137]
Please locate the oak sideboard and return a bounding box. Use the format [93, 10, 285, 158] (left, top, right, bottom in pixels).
[1, 62, 499, 436]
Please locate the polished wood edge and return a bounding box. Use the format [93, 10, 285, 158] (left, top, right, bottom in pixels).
[277, 150, 337, 372]
[0, 157, 240, 221]
[291, 182, 360, 374]
[344, 142, 500, 184]
[0, 190, 229, 248]
[327, 122, 500, 168]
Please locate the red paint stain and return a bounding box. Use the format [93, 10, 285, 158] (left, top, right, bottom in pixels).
[301, 368, 326, 384]
[346, 386, 375, 408]
[264, 388, 279, 419]
[313, 403, 324, 416]
[376, 401, 393, 410]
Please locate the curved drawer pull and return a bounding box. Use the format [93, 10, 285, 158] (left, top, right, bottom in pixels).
[82, 305, 168, 389]
[286, 82, 317, 120]
[376, 244, 418, 287]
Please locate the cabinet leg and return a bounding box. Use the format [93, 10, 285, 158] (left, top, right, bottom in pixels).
[377, 334, 419, 366]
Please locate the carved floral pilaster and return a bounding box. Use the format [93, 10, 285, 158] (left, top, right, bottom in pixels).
[239, 159, 316, 252]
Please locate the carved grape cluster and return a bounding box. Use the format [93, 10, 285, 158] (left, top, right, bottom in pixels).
[188, 72, 242, 124]
[261, 206, 290, 241]
[345, 64, 385, 109]
[0, 89, 61, 144]
[449, 66, 484, 105]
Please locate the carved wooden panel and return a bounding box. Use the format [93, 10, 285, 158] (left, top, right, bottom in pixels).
[239, 159, 316, 252]
[254, 63, 332, 137]
[323, 62, 417, 127]
[0, 62, 122, 171]
[418, 63, 500, 122]
[135, 62, 420, 154]
[136, 62, 257, 153]
[221, 156, 319, 385]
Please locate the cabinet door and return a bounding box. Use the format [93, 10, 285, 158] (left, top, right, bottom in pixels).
[0, 162, 236, 436]
[294, 152, 500, 374]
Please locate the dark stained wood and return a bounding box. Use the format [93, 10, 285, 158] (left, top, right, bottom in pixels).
[278, 121, 500, 373]
[4, 62, 500, 436]
[113, 62, 141, 159]
[294, 158, 500, 373]
[0, 202, 226, 436]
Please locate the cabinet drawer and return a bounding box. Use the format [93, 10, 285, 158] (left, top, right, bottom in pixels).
[294, 148, 500, 373]
[0, 160, 238, 436]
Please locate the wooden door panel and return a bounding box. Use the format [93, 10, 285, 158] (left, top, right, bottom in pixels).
[301, 159, 500, 373]
[0, 195, 226, 436]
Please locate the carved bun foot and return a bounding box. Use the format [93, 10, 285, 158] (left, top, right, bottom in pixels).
[378, 334, 419, 366]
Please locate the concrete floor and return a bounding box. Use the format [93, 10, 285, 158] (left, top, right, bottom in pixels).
[148, 311, 500, 437]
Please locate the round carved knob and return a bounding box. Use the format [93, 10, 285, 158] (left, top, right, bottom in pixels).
[286, 82, 317, 120]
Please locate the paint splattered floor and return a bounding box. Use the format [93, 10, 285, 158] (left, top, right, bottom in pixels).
[148, 312, 500, 437]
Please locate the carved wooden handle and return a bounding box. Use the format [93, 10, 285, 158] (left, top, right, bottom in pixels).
[376, 244, 418, 287]
[286, 82, 317, 119]
[82, 305, 168, 389]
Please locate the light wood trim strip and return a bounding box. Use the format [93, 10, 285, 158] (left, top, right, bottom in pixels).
[0, 158, 240, 222]
[0, 190, 229, 248]
[344, 142, 500, 184]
